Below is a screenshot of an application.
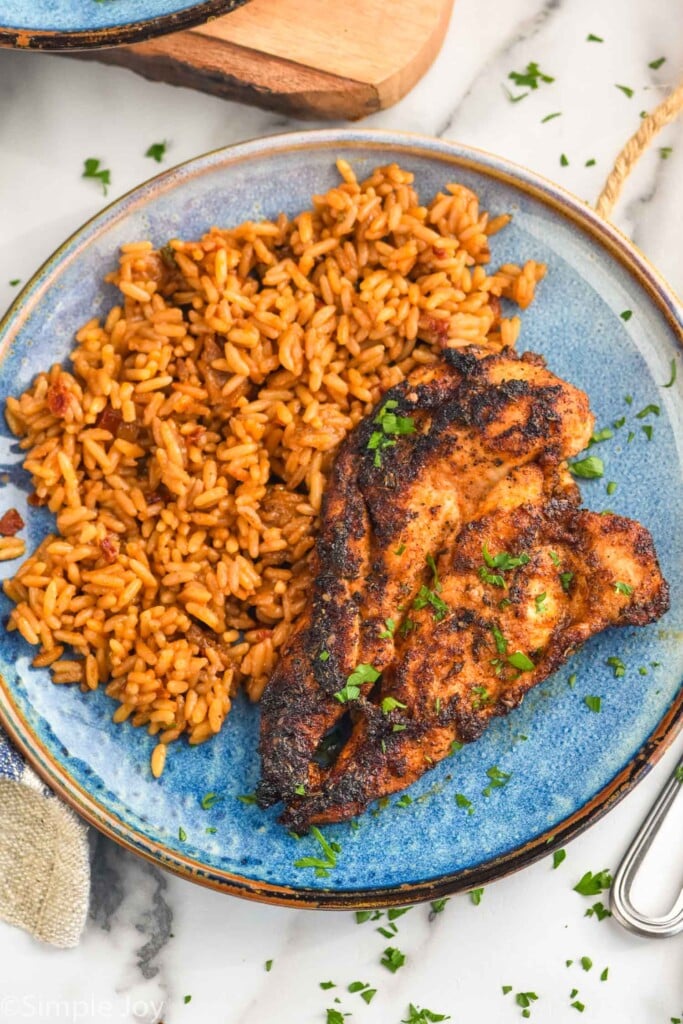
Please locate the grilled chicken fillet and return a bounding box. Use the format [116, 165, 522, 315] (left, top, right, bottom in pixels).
[257, 347, 668, 828]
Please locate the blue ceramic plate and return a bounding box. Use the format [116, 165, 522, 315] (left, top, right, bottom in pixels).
[0, 0, 248, 50]
[0, 131, 681, 908]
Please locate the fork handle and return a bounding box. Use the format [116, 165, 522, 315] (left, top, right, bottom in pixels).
[610, 754, 683, 937]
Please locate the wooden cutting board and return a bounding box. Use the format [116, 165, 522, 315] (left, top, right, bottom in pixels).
[90, 0, 455, 120]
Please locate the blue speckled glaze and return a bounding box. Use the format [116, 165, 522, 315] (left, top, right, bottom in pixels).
[0, 0, 246, 46]
[0, 131, 681, 904]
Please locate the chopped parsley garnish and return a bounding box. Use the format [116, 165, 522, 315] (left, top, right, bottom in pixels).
[600, 967, 609, 981]
[334, 663, 380, 702]
[516, 992, 539, 1017]
[606, 656, 626, 678]
[560, 153, 569, 167]
[649, 56, 666, 69]
[568, 456, 604, 479]
[553, 849, 567, 869]
[568, 673, 577, 687]
[178, 826, 187, 841]
[396, 794, 413, 807]
[492, 624, 508, 654]
[449, 740, 464, 756]
[584, 695, 602, 713]
[394, 543, 406, 556]
[326, 1010, 345, 1024]
[585, 158, 596, 167]
[642, 424, 654, 441]
[663, 359, 677, 387]
[585, 901, 611, 920]
[367, 400, 416, 467]
[379, 618, 396, 639]
[589, 427, 614, 445]
[574, 868, 612, 896]
[614, 581, 633, 595]
[483, 766, 512, 796]
[293, 826, 340, 877]
[636, 403, 660, 419]
[82, 157, 111, 195]
[380, 946, 406, 973]
[319, 649, 330, 661]
[615, 84, 634, 98]
[627, 430, 635, 443]
[8, 278, 20, 287]
[348, 981, 369, 993]
[571, 1001, 585, 1013]
[320, 981, 336, 990]
[606, 481, 617, 495]
[361, 990, 377, 1004]
[560, 572, 574, 592]
[483, 544, 530, 571]
[580, 956, 593, 972]
[265, 959, 273, 972]
[620, 309, 633, 321]
[613, 416, 626, 428]
[479, 567, 506, 588]
[400, 617, 417, 637]
[674, 765, 683, 783]
[508, 651, 535, 672]
[205, 826, 217, 834]
[426, 553, 441, 589]
[413, 585, 449, 621]
[236, 793, 257, 804]
[183, 995, 192, 1004]
[508, 62, 554, 91]
[469, 887, 484, 905]
[401, 1005, 450, 1023]
[471, 685, 492, 710]
[502, 986, 513, 995]
[455, 793, 474, 814]
[393, 723, 407, 733]
[145, 141, 168, 163]
[586, 32, 603, 41]
[549, 551, 560, 566]
[294, 784, 306, 796]
[534, 592, 547, 613]
[381, 695, 407, 713]
[430, 897, 449, 915]
[355, 910, 381, 923]
[200, 791, 223, 810]
[542, 112, 562, 123]
[625, 393, 633, 404]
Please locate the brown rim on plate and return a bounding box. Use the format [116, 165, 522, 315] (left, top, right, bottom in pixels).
[0, 0, 248, 51]
[0, 129, 681, 907]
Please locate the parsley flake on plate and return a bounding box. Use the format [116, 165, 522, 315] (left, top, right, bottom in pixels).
[586, 32, 603, 41]
[430, 897, 449, 916]
[320, 981, 336, 990]
[661, 147, 673, 159]
[178, 826, 187, 841]
[8, 279, 20, 287]
[508, 62, 554, 90]
[293, 826, 340, 878]
[585, 158, 596, 167]
[455, 793, 474, 814]
[469, 887, 484, 905]
[620, 309, 633, 321]
[569, 456, 604, 479]
[580, 956, 593, 972]
[560, 153, 569, 167]
[200, 791, 223, 810]
[606, 655, 626, 678]
[541, 112, 562, 123]
[584, 695, 602, 713]
[183, 994, 191, 1005]
[413, 584, 449, 621]
[264, 959, 273, 972]
[508, 651, 534, 672]
[483, 766, 512, 796]
[614, 581, 633, 595]
[649, 56, 666, 69]
[585, 900, 612, 920]
[379, 618, 396, 639]
[662, 359, 677, 388]
[326, 1009, 346, 1024]
[615, 84, 634, 98]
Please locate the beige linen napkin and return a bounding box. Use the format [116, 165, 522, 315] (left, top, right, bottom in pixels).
[0, 738, 90, 948]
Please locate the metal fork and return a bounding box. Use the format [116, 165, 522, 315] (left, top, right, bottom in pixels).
[610, 755, 683, 937]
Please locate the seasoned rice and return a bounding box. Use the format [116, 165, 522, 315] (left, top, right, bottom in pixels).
[3, 161, 546, 774]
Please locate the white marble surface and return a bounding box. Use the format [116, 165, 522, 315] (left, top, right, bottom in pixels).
[0, 0, 682, 1020]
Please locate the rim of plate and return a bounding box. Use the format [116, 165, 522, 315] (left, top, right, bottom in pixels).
[0, 128, 681, 909]
[0, 0, 248, 51]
